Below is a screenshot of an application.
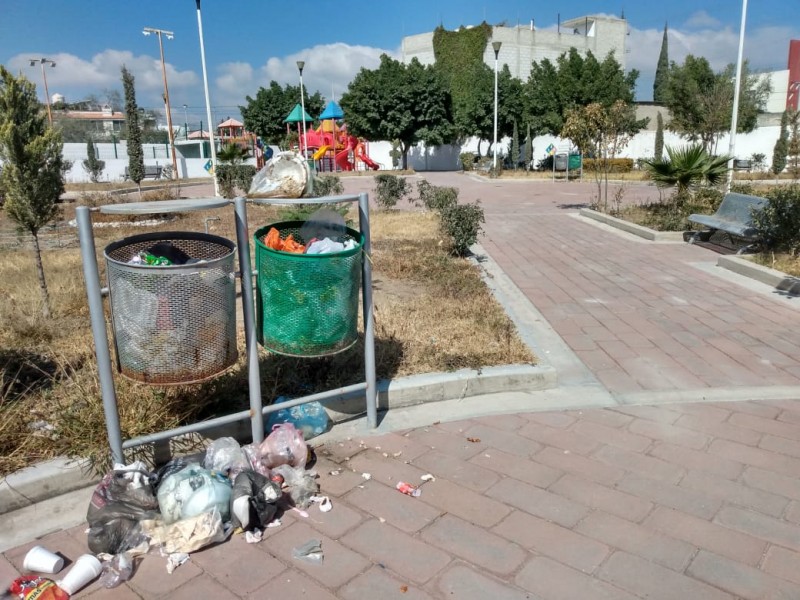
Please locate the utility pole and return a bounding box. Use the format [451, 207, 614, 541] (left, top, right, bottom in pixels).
[143, 27, 179, 179]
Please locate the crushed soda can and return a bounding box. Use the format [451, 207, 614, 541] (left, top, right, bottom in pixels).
[395, 481, 421, 497]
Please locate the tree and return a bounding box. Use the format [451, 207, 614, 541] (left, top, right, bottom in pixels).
[341, 55, 454, 169]
[664, 56, 770, 152]
[654, 112, 664, 159]
[653, 24, 670, 103]
[510, 119, 519, 169]
[787, 110, 800, 180]
[0, 66, 65, 318]
[82, 138, 105, 183]
[644, 144, 731, 196]
[524, 123, 533, 170]
[122, 66, 145, 197]
[772, 110, 790, 176]
[240, 81, 324, 145]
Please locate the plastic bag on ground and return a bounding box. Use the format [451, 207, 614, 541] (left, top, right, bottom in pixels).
[140, 509, 232, 554]
[271, 464, 319, 509]
[230, 470, 282, 531]
[259, 423, 308, 469]
[266, 400, 330, 440]
[203, 437, 251, 478]
[156, 464, 232, 524]
[248, 152, 310, 198]
[98, 552, 134, 589]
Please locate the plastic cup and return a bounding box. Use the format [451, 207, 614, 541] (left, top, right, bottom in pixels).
[23, 545, 65, 574]
[57, 554, 102, 595]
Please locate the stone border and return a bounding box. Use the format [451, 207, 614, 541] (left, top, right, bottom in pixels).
[579, 208, 686, 242]
[717, 255, 800, 296]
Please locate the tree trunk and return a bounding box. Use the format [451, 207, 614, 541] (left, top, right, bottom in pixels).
[137, 182, 143, 200]
[477, 139, 482, 157]
[31, 231, 51, 319]
[401, 145, 408, 171]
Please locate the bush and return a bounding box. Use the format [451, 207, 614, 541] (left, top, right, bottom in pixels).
[730, 182, 756, 195]
[312, 174, 344, 197]
[753, 186, 800, 252]
[440, 201, 485, 256]
[417, 180, 458, 212]
[216, 164, 257, 199]
[459, 152, 477, 171]
[582, 158, 634, 173]
[373, 174, 410, 209]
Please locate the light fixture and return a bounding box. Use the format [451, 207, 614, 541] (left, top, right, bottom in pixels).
[492, 41, 502, 170]
[142, 26, 179, 179]
[28, 57, 56, 126]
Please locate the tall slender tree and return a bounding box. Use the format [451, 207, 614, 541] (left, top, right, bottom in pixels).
[0, 66, 65, 318]
[772, 110, 789, 176]
[524, 123, 533, 170]
[511, 119, 519, 169]
[121, 66, 144, 198]
[653, 23, 670, 103]
[654, 112, 664, 159]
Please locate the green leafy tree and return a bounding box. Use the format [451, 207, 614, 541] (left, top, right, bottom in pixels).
[82, 138, 105, 183]
[511, 119, 519, 169]
[644, 144, 731, 196]
[341, 55, 454, 169]
[0, 66, 65, 318]
[772, 110, 790, 176]
[653, 24, 670, 103]
[122, 66, 145, 197]
[240, 81, 324, 145]
[654, 112, 664, 159]
[524, 123, 533, 170]
[787, 110, 800, 180]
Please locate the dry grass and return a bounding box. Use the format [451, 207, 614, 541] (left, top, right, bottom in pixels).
[751, 253, 800, 278]
[0, 203, 534, 476]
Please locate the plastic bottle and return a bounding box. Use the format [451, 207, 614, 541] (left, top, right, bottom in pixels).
[98, 553, 133, 588]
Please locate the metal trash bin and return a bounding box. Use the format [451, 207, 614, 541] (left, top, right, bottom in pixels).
[254, 221, 363, 357]
[104, 231, 238, 385]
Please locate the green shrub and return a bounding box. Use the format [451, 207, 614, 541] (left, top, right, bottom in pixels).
[373, 174, 410, 209]
[417, 180, 458, 212]
[440, 201, 485, 256]
[582, 158, 634, 173]
[730, 182, 756, 195]
[693, 187, 724, 212]
[312, 174, 344, 197]
[459, 152, 476, 171]
[216, 164, 257, 199]
[753, 186, 800, 252]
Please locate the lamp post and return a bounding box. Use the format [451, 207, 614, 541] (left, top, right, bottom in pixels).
[195, 0, 220, 196]
[297, 60, 308, 160]
[183, 103, 189, 140]
[29, 57, 56, 126]
[143, 27, 179, 179]
[726, 0, 748, 192]
[492, 41, 502, 170]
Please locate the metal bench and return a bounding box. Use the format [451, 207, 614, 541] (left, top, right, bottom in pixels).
[688, 192, 768, 254]
[123, 165, 162, 181]
[733, 159, 752, 171]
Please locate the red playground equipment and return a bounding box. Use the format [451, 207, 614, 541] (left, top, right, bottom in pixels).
[296, 101, 380, 172]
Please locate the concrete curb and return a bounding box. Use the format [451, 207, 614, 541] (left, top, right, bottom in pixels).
[579, 208, 686, 242]
[0, 458, 96, 514]
[717, 255, 800, 296]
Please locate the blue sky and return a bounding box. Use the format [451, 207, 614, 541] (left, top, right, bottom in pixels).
[1, 0, 798, 125]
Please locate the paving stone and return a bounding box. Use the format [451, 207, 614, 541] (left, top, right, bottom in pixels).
[347, 449, 429, 486]
[405, 429, 488, 460]
[719, 401, 782, 420]
[714, 506, 800, 551]
[417, 477, 511, 528]
[486, 476, 589, 527]
[421, 514, 526, 575]
[566, 408, 634, 429]
[247, 569, 338, 600]
[165, 574, 239, 600]
[356, 431, 433, 461]
[709, 439, 800, 478]
[0, 555, 20, 587]
[474, 413, 529, 431]
[437, 563, 534, 600]
[679, 469, 789, 518]
[648, 442, 744, 480]
[341, 520, 451, 585]
[549, 474, 653, 522]
[535, 447, 626, 485]
[741, 466, 800, 501]
[344, 480, 441, 533]
[83, 585, 143, 599]
[261, 521, 370, 589]
[127, 553, 203, 597]
[760, 434, 800, 459]
[338, 566, 434, 600]
[627, 418, 710, 450]
[468, 448, 563, 489]
[615, 474, 722, 519]
[687, 550, 800, 600]
[644, 506, 767, 566]
[296, 498, 366, 539]
[663, 402, 732, 422]
[5, 529, 90, 573]
[593, 444, 685, 484]
[786, 501, 800, 524]
[763, 545, 800, 586]
[575, 511, 694, 572]
[571, 420, 651, 452]
[462, 423, 543, 458]
[517, 422, 600, 455]
[493, 510, 609, 574]
[319, 439, 369, 461]
[597, 551, 734, 600]
[515, 555, 639, 600]
[523, 411, 576, 429]
[675, 413, 762, 446]
[313, 456, 375, 497]
[611, 405, 682, 425]
[729, 412, 800, 441]
[411, 449, 501, 492]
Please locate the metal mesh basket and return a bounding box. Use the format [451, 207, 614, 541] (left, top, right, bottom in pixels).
[104, 231, 238, 385]
[254, 221, 363, 357]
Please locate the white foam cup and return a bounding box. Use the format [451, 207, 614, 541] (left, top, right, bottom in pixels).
[23, 545, 65, 574]
[57, 554, 102, 595]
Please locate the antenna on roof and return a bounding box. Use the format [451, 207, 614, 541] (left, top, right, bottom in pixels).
[621, 7, 625, 19]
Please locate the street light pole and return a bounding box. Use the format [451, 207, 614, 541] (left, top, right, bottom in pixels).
[143, 27, 179, 179]
[726, 0, 748, 192]
[492, 41, 502, 170]
[297, 61, 308, 160]
[195, 0, 220, 196]
[29, 58, 56, 126]
[183, 103, 189, 140]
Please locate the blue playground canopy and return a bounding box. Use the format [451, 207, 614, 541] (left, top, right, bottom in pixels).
[318, 101, 344, 121]
[284, 103, 314, 123]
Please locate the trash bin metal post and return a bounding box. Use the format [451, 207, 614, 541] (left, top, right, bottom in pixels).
[359, 192, 377, 428]
[235, 197, 264, 443]
[76, 206, 124, 464]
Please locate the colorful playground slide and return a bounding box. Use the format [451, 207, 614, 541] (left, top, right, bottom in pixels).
[334, 148, 350, 171]
[313, 145, 330, 160]
[355, 143, 379, 170]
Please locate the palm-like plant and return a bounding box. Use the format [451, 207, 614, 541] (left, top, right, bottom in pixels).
[645, 144, 731, 195]
[217, 142, 250, 165]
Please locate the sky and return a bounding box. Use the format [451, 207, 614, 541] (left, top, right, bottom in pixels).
[1, 0, 798, 127]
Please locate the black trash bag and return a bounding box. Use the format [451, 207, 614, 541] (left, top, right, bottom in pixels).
[230, 470, 282, 531]
[86, 470, 160, 555]
[152, 458, 190, 491]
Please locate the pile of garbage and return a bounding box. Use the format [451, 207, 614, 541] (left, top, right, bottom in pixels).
[9, 424, 330, 596]
[262, 226, 357, 255]
[126, 241, 206, 267]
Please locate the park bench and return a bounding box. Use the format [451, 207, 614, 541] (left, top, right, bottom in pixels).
[123, 165, 162, 181]
[688, 192, 768, 254]
[733, 159, 752, 171]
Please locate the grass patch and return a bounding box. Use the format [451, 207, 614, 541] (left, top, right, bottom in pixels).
[751, 253, 800, 277]
[0, 205, 534, 476]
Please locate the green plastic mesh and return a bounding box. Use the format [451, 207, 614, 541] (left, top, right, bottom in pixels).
[254, 221, 363, 357]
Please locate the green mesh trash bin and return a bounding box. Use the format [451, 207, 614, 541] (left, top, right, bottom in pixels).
[254, 221, 363, 357]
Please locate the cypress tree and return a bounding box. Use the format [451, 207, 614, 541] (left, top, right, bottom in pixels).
[654, 112, 664, 160]
[122, 66, 145, 197]
[653, 23, 669, 103]
[772, 110, 789, 176]
[82, 138, 105, 183]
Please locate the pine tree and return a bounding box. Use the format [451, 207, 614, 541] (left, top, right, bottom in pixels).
[772, 110, 790, 176]
[122, 66, 145, 197]
[654, 112, 664, 160]
[524, 123, 533, 170]
[82, 138, 105, 183]
[653, 23, 669, 103]
[511, 119, 519, 169]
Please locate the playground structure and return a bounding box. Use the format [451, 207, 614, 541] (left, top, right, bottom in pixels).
[285, 101, 380, 172]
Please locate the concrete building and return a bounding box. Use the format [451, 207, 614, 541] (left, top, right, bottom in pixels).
[401, 15, 628, 80]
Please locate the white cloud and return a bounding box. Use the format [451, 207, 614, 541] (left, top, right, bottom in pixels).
[683, 11, 722, 29]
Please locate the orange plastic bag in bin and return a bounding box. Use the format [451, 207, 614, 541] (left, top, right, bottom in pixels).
[259, 423, 308, 469]
[264, 227, 305, 253]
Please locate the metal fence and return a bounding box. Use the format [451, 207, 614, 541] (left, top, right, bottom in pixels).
[62, 143, 171, 162]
